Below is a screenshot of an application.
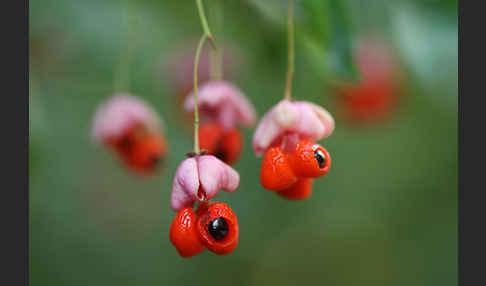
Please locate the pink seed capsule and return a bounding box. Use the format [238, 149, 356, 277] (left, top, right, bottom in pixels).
[170, 155, 240, 211]
[184, 80, 256, 131]
[91, 93, 168, 174]
[252, 99, 334, 156]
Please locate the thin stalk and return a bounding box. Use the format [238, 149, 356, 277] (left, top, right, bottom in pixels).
[193, 34, 207, 154]
[209, 46, 222, 80]
[196, 0, 215, 48]
[193, 0, 219, 154]
[284, 0, 295, 100]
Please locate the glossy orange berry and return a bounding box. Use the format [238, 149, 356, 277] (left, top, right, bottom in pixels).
[197, 202, 239, 255]
[277, 178, 313, 200]
[198, 123, 243, 165]
[110, 126, 167, 175]
[195, 201, 210, 217]
[199, 123, 224, 155]
[219, 128, 243, 165]
[125, 134, 166, 174]
[260, 146, 298, 191]
[287, 140, 331, 178]
[338, 81, 398, 124]
[169, 207, 205, 258]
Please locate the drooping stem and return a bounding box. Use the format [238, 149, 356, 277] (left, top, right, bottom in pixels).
[209, 46, 222, 81]
[196, 0, 215, 45]
[193, 0, 219, 154]
[193, 35, 207, 154]
[284, 0, 295, 100]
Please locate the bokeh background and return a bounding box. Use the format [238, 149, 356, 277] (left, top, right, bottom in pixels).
[29, 0, 457, 285]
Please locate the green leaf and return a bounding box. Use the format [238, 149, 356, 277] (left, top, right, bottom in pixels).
[246, 0, 286, 25]
[299, 0, 329, 46]
[247, 0, 359, 82]
[325, 0, 359, 81]
[299, 0, 358, 81]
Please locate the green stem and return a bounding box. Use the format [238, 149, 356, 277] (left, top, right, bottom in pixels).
[193, 34, 207, 154]
[193, 0, 219, 154]
[196, 0, 214, 42]
[284, 0, 295, 100]
[209, 46, 222, 81]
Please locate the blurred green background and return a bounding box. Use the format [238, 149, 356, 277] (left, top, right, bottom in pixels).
[29, 0, 457, 285]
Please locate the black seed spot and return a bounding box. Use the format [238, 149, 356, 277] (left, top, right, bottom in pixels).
[208, 217, 229, 240]
[314, 150, 326, 168]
